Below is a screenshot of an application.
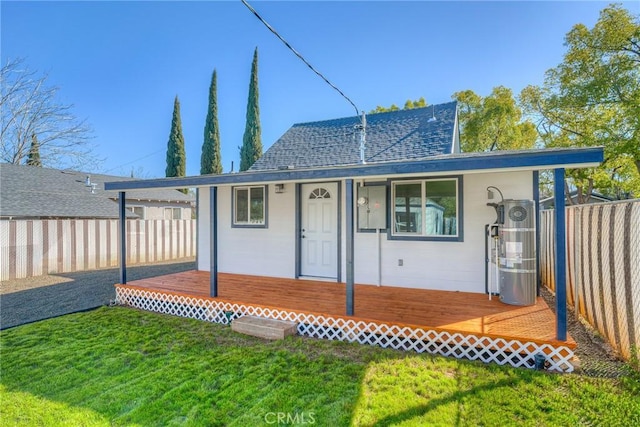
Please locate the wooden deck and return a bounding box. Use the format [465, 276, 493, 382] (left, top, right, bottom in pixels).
[119, 270, 575, 348]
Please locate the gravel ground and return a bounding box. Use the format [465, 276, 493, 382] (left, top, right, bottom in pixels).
[0, 258, 195, 330]
[540, 287, 627, 377]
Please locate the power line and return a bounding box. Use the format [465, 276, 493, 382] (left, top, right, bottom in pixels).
[103, 148, 164, 173]
[240, 0, 361, 119]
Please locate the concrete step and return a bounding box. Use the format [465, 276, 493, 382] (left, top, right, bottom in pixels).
[231, 315, 298, 340]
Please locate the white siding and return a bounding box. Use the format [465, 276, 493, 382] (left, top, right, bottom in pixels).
[354, 171, 533, 292]
[128, 202, 192, 221]
[197, 171, 534, 293]
[217, 185, 296, 277]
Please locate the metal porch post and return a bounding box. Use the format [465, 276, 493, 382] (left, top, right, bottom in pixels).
[533, 171, 541, 295]
[195, 188, 199, 268]
[346, 179, 354, 316]
[119, 191, 127, 284]
[554, 168, 567, 341]
[210, 186, 218, 297]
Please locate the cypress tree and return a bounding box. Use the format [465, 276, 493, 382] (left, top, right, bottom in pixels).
[166, 96, 187, 192]
[26, 133, 42, 167]
[201, 69, 222, 175]
[239, 47, 262, 171]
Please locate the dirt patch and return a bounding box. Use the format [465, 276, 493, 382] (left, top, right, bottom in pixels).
[540, 287, 626, 378]
[1, 274, 73, 294]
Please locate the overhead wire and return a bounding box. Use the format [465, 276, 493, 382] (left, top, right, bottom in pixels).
[240, 0, 361, 120]
[103, 148, 165, 173]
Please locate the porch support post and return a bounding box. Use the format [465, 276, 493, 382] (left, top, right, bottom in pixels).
[195, 188, 199, 268]
[533, 170, 541, 296]
[118, 191, 127, 284]
[210, 186, 218, 297]
[554, 168, 567, 341]
[346, 179, 355, 316]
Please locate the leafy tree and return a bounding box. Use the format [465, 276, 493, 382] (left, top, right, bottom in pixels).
[239, 48, 262, 172]
[404, 97, 427, 110]
[369, 97, 427, 114]
[370, 104, 399, 114]
[166, 96, 187, 192]
[26, 133, 42, 167]
[201, 69, 222, 175]
[520, 4, 640, 201]
[453, 86, 537, 153]
[1, 58, 96, 169]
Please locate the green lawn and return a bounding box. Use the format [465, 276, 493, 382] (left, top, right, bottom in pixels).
[1, 307, 638, 426]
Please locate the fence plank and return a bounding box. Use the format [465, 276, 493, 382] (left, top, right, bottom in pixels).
[0, 219, 196, 281]
[622, 202, 638, 359]
[540, 200, 640, 360]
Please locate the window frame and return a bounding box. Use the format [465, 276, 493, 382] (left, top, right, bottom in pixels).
[388, 176, 463, 242]
[231, 185, 268, 228]
[164, 207, 182, 220]
[128, 205, 146, 219]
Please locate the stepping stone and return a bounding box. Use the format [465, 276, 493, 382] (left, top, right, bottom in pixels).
[231, 315, 298, 340]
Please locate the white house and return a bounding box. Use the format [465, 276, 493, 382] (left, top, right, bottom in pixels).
[106, 101, 603, 347]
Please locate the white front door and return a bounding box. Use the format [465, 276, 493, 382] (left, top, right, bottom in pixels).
[300, 183, 338, 278]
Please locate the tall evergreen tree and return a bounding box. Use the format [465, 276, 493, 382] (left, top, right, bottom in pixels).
[239, 48, 262, 171]
[201, 69, 222, 175]
[26, 133, 42, 167]
[166, 96, 187, 192]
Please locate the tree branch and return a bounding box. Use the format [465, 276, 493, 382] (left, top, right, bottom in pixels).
[1, 58, 95, 168]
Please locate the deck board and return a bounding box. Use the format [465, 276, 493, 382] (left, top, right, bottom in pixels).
[121, 271, 575, 348]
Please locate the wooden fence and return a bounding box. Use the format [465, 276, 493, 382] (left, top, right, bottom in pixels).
[0, 219, 196, 281]
[540, 200, 640, 360]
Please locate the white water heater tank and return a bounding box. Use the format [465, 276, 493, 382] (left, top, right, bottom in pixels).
[498, 199, 537, 306]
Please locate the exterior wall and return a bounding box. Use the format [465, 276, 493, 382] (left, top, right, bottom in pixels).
[354, 171, 533, 293]
[199, 185, 297, 277]
[197, 170, 533, 293]
[126, 200, 192, 220]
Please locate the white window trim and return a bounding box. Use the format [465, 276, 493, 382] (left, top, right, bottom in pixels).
[391, 177, 460, 239]
[232, 185, 268, 228]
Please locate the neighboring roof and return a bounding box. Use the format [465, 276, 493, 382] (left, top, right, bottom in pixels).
[250, 101, 459, 171]
[88, 173, 195, 203]
[0, 164, 193, 219]
[105, 147, 604, 192]
[540, 190, 614, 207]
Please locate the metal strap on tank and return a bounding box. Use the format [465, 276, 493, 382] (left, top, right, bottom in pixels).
[498, 267, 537, 273]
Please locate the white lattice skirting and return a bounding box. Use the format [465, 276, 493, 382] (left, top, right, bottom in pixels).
[115, 286, 575, 372]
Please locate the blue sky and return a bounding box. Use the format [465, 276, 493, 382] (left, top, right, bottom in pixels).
[2, 1, 636, 178]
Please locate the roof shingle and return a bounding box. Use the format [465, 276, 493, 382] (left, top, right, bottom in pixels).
[0, 164, 193, 219]
[250, 101, 458, 171]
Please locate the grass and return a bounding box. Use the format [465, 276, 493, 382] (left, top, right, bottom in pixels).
[1, 307, 638, 426]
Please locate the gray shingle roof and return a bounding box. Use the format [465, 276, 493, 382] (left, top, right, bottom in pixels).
[0, 164, 194, 219]
[250, 101, 458, 171]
